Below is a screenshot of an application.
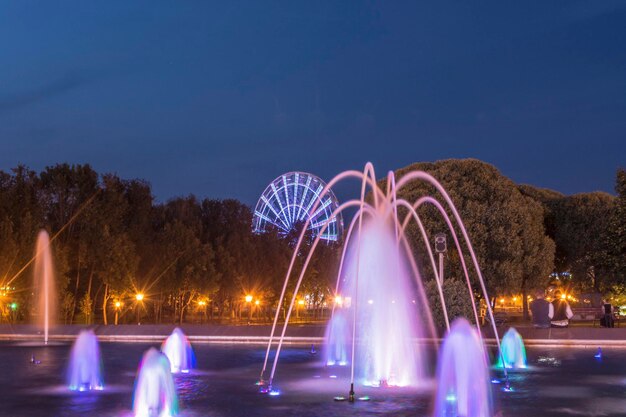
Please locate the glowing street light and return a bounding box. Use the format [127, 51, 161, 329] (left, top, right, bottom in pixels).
[135, 294, 144, 325]
[334, 295, 343, 306]
[255, 300, 260, 306]
[114, 301, 122, 325]
[245, 294, 253, 321]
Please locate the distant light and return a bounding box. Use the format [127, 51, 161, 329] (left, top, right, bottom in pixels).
[513, 297, 517, 302]
[368, 299, 374, 305]
[10, 302, 17, 311]
[500, 298, 505, 304]
[561, 294, 566, 300]
[198, 300, 206, 306]
[298, 299, 305, 306]
[245, 295, 253, 303]
[391, 300, 396, 304]
[255, 300, 260, 305]
[269, 390, 281, 396]
[334, 296, 343, 305]
[135, 293, 144, 301]
[114, 301, 122, 308]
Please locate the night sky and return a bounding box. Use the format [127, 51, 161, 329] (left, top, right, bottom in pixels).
[1, 2, 625, 205]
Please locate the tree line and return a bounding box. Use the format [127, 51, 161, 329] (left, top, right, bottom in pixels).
[0, 164, 336, 325]
[0, 160, 623, 325]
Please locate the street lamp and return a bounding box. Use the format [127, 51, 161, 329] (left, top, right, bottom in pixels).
[135, 293, 144, 325]
[434, 233, 447, 285]
[197, 300, 207, 324]
[297, 299, 305, 320]
[114, 301, 122, 326]
[245, 295, 253, 321]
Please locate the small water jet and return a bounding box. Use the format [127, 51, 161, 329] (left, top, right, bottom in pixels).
[33, 230, 56, 344]
[325, 312, 349, 366]
[161, 328, 195, 374]
[496, 328, 527, 369]
[133, 348, 178, 417]
[433, 318, 492, 417]
[67, 329, 104, 391]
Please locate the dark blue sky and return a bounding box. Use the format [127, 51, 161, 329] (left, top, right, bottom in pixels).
[1, 1, 624, 205]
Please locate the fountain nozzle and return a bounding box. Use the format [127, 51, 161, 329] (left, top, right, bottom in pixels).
[504, 378, 512, 392]
[348, 383, 355, 403]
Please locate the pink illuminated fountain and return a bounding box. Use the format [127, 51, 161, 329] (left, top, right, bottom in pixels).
[258, 162, 509, 404]
[33, 230, 56, 345]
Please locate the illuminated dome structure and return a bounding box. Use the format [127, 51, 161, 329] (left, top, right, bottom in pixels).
[253, 172, 343, 242]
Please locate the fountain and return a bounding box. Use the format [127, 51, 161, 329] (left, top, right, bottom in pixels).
[496, 328, 527, 369]
[67, 329, 104, 391]
[33, 230, 56, 344]
[161, 328, 195, 373]
[133, 348, 178, 417]
[337, 215, 427, 387]
[259, 162, 508, 400]
[433, 318, 492, 417]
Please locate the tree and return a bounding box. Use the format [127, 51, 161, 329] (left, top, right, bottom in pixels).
[603, 169, 625, 296]
[392, 159, 555, 318]
[548, 192, 616, 292]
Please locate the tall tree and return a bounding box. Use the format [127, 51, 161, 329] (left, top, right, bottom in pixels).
[392, 159, 555, 317]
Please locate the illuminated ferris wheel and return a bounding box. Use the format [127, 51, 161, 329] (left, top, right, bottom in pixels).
[253, 172, 343, 242]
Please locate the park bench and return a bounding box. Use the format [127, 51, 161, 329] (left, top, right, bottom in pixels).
[571, 307, 601, 321]
[571, 307, 621, 327]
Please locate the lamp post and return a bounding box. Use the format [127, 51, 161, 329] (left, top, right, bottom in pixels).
[434, 233, 447, 285]
[114, 301, 122, 325]
[297, 299, 305, 321]
[254, 299, 260, 320]
[198, 300, 207, 324]
[245, 295, 253, 322]
[135, 293, 144, 325]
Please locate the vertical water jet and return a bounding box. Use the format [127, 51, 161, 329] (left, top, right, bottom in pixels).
[33, 230, 56, 345]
